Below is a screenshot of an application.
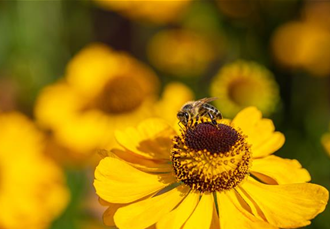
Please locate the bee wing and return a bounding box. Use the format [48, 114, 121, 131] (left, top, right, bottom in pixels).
[199, 97, 218, 103]
[192, 97, 218, 107]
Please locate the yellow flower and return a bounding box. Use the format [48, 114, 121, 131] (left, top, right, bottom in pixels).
[93, 0, 191, 25]
[210, 60, 280, 118]
[322, 132, 330, 157]
[94, 107, 328, 229]
[35, 43, 193, 160]
[272, 21, 330, 77]
[0, 112, 69, 229]
[147, 29, 217, 77]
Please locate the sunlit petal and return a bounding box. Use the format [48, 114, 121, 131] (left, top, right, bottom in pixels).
[232, 107, 285, 158]
[240, 178, 329, 228]
[103, 203, 126, 226]
[251, 155, 311, 184]
[94, 157, 173, 203]
[183, 193, 214, 229]
[157, 192, 200, 229]
[114, 185, 189, 229]
[252, 132, 285, 158]
[115, 118, 175, 160]
[111, 148, 173, 173]
[217, 190, 277, 229]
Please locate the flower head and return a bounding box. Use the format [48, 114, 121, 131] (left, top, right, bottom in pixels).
[210, 60, 280, 118]
[0, 112, 69, 229]
[322, 130, 330, 158]
[94, 106, 328, 229]
[35, 43, 193, 161]
[147, 29, 217, 77]
[272, 21, 330, 77]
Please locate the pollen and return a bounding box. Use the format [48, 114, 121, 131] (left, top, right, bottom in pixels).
[171, 122, 251, 193]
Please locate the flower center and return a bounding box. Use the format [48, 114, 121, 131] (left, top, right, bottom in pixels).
[95, 76, 146, 114]
[171, 122, 251, 193]
[185, 123, 239, 154]
[228, 78, 260, 107]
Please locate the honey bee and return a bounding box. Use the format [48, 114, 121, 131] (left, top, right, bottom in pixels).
[177, 97, 222, 127]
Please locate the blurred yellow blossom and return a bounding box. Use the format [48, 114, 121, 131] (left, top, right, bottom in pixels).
[35, 43, 193, 161]
[322, 132, 330, 158]
[272, 21, 330, 77]
[147, 29, 217, 77]
[93, 0, 191, 25]
[94, 107, 328, 228]
[210, 60, 280, 118]
[0, 112, 69, 229]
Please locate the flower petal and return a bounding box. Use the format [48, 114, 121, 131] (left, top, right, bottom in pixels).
[156, 192, 200, 229]
[111, 148, 173, 173]
[210, 201, 220, 229]
[183, 193, 214, 229]
[321, 133, 330, 157]
[232, 107, 262, 136]
[240, 178, 329, 228]
[103, 203, 126, 226]
[114, 185, 189, 229]
[115, 118, 175, 160]
[217, 190, 277, 229]
[232, 107, 285, 158]
[94, 157, 173, 203]
[252, 132, 285, 158]
[251, 155, 311, 184]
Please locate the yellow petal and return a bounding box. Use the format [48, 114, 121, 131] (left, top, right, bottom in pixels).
[103, 203, 126, 226]
[183, 193, 214, 229]
[252, 132, 285, 158]
[35, 82, 82, 128]
[210, 201, 220, 229]
[157, 192, 200, 229]
[240, 178, 329, 228]
[115, 118, 175, 160]
[251, 155, 311, 184]
[232, 107, 285, 158]
[66, 43, 118, 98]
[248, 119, 275, 148]
[111, 148, 173, 173]
[217, 190, 277, 229]
[321, 133, 330, 157]
[94, 157, 173, 203]
[114, 185, 189, 229]
[232, 107, 262, 136]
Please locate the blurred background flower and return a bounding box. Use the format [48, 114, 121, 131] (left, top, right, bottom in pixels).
[210, 60, 280, 118]
[271, 0, 330, 77]
[1, 0, 330, 228]
[0, 112, 69, 229]
[272, 21, 330, 77]
[35, 43, 193, 163]
[147, 28, 218, 77]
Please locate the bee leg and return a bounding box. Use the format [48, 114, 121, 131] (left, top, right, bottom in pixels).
[208, 112, 217, 125]
[178, 121, 184, 130]
[195, 114, 200, 126]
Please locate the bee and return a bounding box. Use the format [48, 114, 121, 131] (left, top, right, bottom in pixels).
[177, 97, 222, 127]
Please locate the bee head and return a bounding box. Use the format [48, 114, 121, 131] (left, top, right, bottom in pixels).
[177, 111, 190, 125]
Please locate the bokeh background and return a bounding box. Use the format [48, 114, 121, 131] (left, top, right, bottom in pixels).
[1, 0, 330, 229]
